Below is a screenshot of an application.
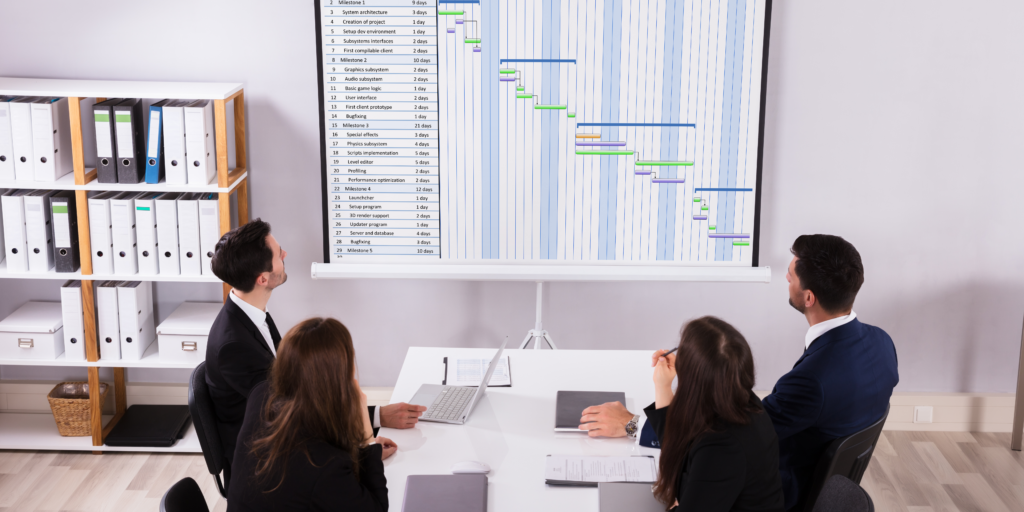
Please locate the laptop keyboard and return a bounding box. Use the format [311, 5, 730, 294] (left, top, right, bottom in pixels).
[423, 386, 476, 421]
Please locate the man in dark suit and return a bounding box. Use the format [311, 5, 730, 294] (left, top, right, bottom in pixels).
[763, 234, 898, 510]
[205, 219, 426, 487]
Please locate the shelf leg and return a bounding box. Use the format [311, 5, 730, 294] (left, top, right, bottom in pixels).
[83, 280, 98, 362]
[114, 367, 127, 415]
[76, 190, 93, 276]
[233, 90, 247, 172]
[88, 366, 102, 447]
[236, 178, 250, 226]
[220, 191, 232, 301]
[214, 99, 229, 188]
[69, 97, 86, 185]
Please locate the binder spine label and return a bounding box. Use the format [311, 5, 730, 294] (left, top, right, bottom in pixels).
[115, 112, 134, 156]
[147, 111, 160, 158]
[95, 113, 113, 158]
[53, 204, 71, 248]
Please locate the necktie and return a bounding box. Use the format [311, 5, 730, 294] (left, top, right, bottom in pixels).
[266, 312, 282, 348]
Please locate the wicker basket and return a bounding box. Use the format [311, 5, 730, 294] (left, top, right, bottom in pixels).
[46, 382, 110, 437]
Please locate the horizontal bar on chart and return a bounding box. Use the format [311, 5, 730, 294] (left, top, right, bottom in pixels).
[447, 29, 455, 33]
[499, 58, 577, 63]
[708, 234, 750, 239]
[576, 141, 626, 146]
[652, 178, 686, 183]
[465, 39, 482, 44]
[635, 161, 694, 166]
[733, 242, 750, 246]
[575, 151, 634, 155]
[455, 20, 464, 24]
[499, 78, 516, 82]
[694, 188, 753, 192]
[709, 225, 717, 230]
[516, 87, 525, 91]
[693, 198, 701, 202]
[499, 69, 516, 74]
[634, 171, 652, 175]
[535, 105, 567, 110]
[577, 122, 697, 127]
[701, 207, 709, 211]
[473, 48, 481, 52]
[575, 134, 600, 138]
[567, 113, 576, 118]
[516, 94, 533, 98]
[439, 11, 464, 15]
[693, 216, 708, 220]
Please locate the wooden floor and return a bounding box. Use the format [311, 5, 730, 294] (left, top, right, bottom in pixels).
[0, 431, 1020, 511]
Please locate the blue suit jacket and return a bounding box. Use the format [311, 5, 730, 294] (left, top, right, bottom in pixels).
[762, 319, 898, 510]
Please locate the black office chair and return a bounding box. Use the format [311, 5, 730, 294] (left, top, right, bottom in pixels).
[811, 475, 874, 512]
[800, 405, 889, 512]
[189, 362, 228, 498]
[160, 477, 210, 512]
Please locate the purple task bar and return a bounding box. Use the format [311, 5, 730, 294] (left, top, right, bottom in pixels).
[499, 78, 516, 81]
[692, 216, 708, 220]
[576, 141, 626, 146]
[447, 29, 455, 33]
[707, 234, 750, 239]
[456, 20, 464, 24]
[652, 179, 686, 183]
[634, 171, 652, 175]
[474, 48, 482, 52]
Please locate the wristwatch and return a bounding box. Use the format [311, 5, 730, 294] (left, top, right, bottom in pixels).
[625, 414, 640, 438]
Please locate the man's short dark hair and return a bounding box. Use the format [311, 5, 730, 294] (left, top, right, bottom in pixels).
[211, 218, 273, 293]
[790, 234, 864, 313]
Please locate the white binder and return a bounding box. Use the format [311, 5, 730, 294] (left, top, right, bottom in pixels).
[2, 189, 32, 272]
[60, 280, 86, 361]
[87, 191, 119, 275]
[30, 97, 72, 182]
[10, 97, 36, 181]
[177, 193, 202, 276]
[0, 96, 17, 180]
[0, 188, 5, 262]
[155, 192, 181, 275]
[184, 100, 216, 186]
[96, 281, 121, 360]
[162, 100, 189, 186]
[110, 191, 142, 275]
[198, 193, 221, 275]
[117, 281, 155, 361]
[135, 192, 162, 275]
[24, 190, 57, 272]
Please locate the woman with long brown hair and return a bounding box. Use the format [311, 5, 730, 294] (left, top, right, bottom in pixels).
[228, 317, 397, 512]
[645, 316, 785, 511]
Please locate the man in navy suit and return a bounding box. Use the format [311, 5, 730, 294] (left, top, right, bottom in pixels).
[763, 235, 898, 510]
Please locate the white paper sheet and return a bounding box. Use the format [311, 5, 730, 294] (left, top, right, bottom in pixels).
[544, 455, 657, 484]
[447, 356, 511, 386]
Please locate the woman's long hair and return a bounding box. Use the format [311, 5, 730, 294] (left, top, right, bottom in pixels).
[249, 317, 368, 491]
[653, 316, 759, 506]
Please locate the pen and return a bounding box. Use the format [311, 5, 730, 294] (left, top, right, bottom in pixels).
[661, 347, 678, 357]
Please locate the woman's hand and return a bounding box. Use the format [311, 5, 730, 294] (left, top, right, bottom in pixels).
[652, 350, 677, 409]
[356, 379, 374, 443]
[375, 436, 398, 460]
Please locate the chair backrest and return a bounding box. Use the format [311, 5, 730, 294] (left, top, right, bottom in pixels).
[188, 362, 227, 497]
[160, 477, 211, 512]
[811, 475, 874, 512]
[801, 405, 889, 512]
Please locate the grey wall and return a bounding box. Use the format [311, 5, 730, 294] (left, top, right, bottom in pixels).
[1, 0, 1022, 392]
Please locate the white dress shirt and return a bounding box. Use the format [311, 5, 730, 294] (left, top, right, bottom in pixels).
[805, 311, 857, 350]
[228, 290, 381, 428]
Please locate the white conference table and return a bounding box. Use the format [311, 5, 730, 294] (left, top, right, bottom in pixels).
[379, 348, 662, 512]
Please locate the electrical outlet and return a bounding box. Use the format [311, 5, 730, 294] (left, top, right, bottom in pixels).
[914, 406, 933, 423]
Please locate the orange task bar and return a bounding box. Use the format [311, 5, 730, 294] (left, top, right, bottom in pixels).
[575, 134, 600, 139]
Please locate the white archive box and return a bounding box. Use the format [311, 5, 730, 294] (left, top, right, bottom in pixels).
[157, 301, 221, 364]
[0, 301, 65, 360]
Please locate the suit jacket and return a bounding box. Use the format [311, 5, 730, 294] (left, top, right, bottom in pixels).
[228, 382, 389, 512]
[645, 395, 786, 512]
[762, 319, 898, 510]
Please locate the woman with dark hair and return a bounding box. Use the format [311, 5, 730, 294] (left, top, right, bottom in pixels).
[228, 317, 397, 512]
[645, 316, 785, 511]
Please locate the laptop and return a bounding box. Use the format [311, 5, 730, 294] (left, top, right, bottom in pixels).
[409, 337, 508, 424]
[598, 482, 664, 512]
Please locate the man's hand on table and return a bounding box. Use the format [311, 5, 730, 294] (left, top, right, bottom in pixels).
[380, 402, 427, 428]
[579, 401, 634, 438]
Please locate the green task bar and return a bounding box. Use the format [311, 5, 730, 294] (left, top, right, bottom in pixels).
[709, 225, 717, 230]
[516, 94, 533, 99]
[535, 105, 567, 110]
[576, 150, 634, 156]
[465, 38, 482, 44]
[516, 87, 525, 91]
[693, 198, 701, 202]
[567, 113, 576, 118]
[499, 69, 516, 74]
[52, 205, 68, 214]
[439, 10, 464, 15]
[635, 161, 694, 166]
[732, 242, 750, 246]
[701, 206, 708, 211]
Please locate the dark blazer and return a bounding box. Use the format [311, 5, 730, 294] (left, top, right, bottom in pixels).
[228, 382, 389, 512]
[762, 319, 898, 510]
[645, 395, 785, 512]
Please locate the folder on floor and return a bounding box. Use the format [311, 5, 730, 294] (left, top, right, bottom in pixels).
[155, 192, 181, 275]
[31, 97, 72, 182]
[117, 281, 155, 361]
[111, 191, 142, 275]
[144, 99, 169, 184]
[177, 193, 202, 276]
[114, 99, 145, 184]
[49, 191, 79, 273]
[198, 193, 220, 275]
[0, 96, 18, 181]
[60, 280, 86, 361]
[92, 98, 122, 183]
[184, 100, 216, 186]
[161, 100, 189, 186]
[135, 192, 162, 275]
[97, 280, 121, 360]
[24, 190, 57, 272]
[10, 97, 37, 181]
[87, 191, 119, 275]
[1, 189, 32, 271]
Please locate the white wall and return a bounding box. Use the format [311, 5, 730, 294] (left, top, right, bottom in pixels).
[1, 0, 1022, 392]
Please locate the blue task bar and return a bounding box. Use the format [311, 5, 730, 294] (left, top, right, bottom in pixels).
[577, 122, 696, 127]
[694, 188, 754, 192]
[499, 58, 577, 63]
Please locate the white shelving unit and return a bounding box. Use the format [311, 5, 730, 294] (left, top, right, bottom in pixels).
[0, 77, 249, 452]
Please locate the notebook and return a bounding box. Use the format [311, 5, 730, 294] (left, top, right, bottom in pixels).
[401, 474, 487, 512]
[599, 482, 665, 512]
[555, 391, 627, 432]
[103, 405, 191, 447]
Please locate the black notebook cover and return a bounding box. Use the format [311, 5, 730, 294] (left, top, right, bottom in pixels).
[104, 405, 191, 447]
[555, 391, 626, 430]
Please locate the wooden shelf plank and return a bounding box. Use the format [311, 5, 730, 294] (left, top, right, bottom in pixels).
[0, 412, 201, 453]
[0, 169, 247, 193]
[0, 77, 243, 101]
[0, 340, 203, 369]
